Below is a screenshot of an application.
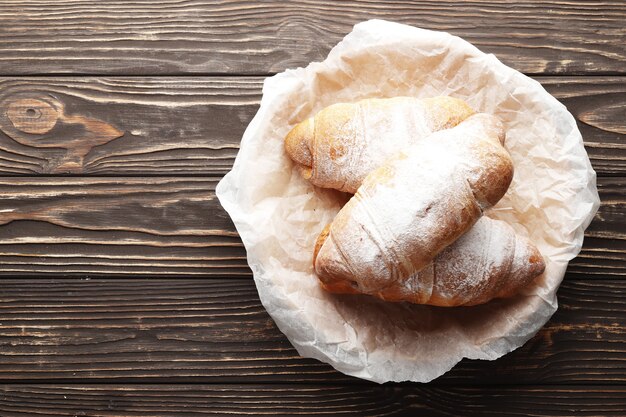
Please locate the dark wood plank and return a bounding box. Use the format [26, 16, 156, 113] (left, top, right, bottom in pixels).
[569, 176, 626, 279]
[0, 177, 247, 277]
[0, 176, 621, 278]
[0, 278, 623, 384]
[0, 77, 256, 175]
[0, 76, 623, 176]
[0, 1, 624, 75]
[1, 384, 625, 416]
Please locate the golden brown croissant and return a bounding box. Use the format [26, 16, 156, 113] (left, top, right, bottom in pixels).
[285, 96, 474, 193]
[314, 217, 545, 307]
[313, 113, 514, 293]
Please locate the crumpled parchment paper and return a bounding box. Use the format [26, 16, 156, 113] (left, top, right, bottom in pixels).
[216, 20, 600, 383]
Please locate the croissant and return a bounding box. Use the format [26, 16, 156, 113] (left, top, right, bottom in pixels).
[313, 113, 514, 292]
[285, 96, 474, 193]
[314, 216, 545, 306]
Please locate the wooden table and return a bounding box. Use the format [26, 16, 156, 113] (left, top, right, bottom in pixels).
[0, 1, 624, 415]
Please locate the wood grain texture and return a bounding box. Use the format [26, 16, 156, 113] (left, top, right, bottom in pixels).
[0, 278, 623, 384]
[0, 77, 256, 175]
[0, 76, 623, 176]
[0, 1, 624, 76]
[1, 385, 625, 416]
[0, 1, 622, 412]
[0, 176, 621, 278]
[0, 177, 247, 277]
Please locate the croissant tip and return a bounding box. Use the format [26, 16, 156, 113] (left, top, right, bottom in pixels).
[528, 247, 546, 278]
[510, 238, 546, 292]
[313, 224, 332, 268]
[285, 118, 314, 167]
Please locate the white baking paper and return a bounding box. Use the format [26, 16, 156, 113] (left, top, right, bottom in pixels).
[216, 20, 600, 383]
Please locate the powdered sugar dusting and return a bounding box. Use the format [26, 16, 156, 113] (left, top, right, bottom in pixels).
[367, 216, 545, 306]
[316, 114, 514, 300]
[431, 217, 515, 306]
[308, 96, 473, 193]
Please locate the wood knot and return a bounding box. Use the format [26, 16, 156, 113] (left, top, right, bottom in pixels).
[6, 98, 59, 135]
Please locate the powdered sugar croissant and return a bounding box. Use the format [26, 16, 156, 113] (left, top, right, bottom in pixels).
[313, 113, 514, 294]
[285, 96, 474, 193]
[315, 217, 545, 307]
